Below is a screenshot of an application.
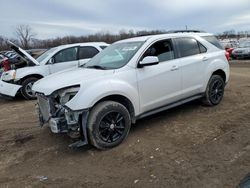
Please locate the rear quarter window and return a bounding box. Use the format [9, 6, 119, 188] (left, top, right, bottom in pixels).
[202, 36, 224, 50]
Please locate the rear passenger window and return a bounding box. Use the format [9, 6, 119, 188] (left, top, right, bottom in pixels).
[142, 39, 175, 62]
[176, 38, 200, 58]
[79, 47, 99, 59]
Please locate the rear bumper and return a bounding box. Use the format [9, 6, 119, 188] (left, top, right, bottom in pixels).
[0, 80, 21, 97]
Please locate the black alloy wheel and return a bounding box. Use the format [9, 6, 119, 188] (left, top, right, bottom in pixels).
[98, 111, 126, 143]
[202, 75, 225, 106]
[209, 79, 224, 104]
[87, 101, 131, 150]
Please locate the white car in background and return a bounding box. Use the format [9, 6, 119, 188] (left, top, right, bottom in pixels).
[33, 31, 230, 149]
[0, 42, 108, 99]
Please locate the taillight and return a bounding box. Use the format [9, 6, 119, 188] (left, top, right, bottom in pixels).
[225, 51, 230, 61]
[2, 58, 10, 71]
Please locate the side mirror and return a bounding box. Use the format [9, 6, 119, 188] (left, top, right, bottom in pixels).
[48, 58, 54, 64]
[139, 56, 159, 68]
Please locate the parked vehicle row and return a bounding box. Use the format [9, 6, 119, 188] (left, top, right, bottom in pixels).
[30, 31, 230, 149]
[232, 41, 250, 59]
[0, 42, 108, 99]
[0, 49, 43, 76]
[220, 40, 238, 58]
[0, 31, 230, 149]
[219, 38, 250, 59]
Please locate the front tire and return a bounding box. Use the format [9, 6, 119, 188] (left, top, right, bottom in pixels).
[21, 77, 38, 100]
[87, 101, 131, 150]
[202, 75, 225, 106]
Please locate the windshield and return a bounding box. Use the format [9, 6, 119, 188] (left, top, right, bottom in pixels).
[36, 47, 57, 63]
[83, 41, 144, 70]
[239, 41, 250, 48]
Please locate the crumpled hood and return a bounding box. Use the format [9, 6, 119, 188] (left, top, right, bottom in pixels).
[32, 67, 113, 95]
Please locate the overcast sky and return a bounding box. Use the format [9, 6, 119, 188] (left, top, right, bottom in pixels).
[1, 0, 250, 39]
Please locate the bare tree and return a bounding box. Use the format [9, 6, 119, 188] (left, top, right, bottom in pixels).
[15, 24, 36, 49]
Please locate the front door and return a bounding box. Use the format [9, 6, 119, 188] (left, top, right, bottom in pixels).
[49, 47, 79, 74]
[136, 39, 182, 113]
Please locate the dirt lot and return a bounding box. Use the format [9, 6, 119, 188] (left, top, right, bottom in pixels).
[0, 61, 250, 188]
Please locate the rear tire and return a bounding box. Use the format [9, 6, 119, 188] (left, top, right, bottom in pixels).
[21, 77, 38, 100]
[87, 101, 131, 150]
[202, 75, 225, 106]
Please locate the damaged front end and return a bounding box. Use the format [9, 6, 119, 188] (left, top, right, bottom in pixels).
[36, 86, 89, 148]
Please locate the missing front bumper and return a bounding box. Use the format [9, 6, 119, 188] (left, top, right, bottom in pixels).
[36, 99, 90, 148]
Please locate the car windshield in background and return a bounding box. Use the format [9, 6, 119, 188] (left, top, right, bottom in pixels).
[83, 41, 144, 70]
[239, 41, 250, 48]
[202, 36, 224, 49]
[36, 47, 57, 63]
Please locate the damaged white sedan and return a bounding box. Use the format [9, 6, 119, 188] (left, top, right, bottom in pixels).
[0, 41, 108, 99]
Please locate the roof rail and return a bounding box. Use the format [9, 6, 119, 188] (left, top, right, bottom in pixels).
[167, 30, 205, 33]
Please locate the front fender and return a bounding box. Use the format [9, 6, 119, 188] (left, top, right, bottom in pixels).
[15, 66, 49, 81]
[66, 78, 140, 115]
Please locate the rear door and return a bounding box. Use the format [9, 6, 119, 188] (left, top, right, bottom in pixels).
[174, 37, 207, 98]
[78, 46, 100, 66]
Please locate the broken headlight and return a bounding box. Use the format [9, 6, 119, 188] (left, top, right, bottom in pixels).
[54, 85, 80, 105]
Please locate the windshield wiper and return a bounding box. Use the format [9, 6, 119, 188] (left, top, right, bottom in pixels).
[85, 65, 107, 70]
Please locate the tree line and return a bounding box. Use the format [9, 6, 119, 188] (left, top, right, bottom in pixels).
[0, 25, 249, 51]
[0, 25, 165, 51]
[218, 29, 250, 40]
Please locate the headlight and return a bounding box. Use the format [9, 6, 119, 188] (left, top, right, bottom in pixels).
[1, 70, 16, 81]
[54, 86, 80, 105]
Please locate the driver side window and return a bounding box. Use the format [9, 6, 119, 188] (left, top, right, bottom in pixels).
[142, 39, 175, 62]
[54, 47, 78, 64]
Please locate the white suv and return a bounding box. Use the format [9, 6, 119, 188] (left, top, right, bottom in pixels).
[33, 32, 230, 149]
[0, 42, 108, 99]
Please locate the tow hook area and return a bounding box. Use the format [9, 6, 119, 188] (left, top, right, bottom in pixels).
[49, 118, 68, 133]
[69, 111, 89, 149]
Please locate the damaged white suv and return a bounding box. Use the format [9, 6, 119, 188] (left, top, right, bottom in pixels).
[0, 42, 108, 99]
[33, 32, 230, 149]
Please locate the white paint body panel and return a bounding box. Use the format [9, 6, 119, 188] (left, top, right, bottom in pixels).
[0, 80, 21, 97]
[136, 58, 182, 113]
[33, 33, 230, 117]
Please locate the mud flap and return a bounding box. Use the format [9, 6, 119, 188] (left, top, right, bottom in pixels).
[69, 110, 89, 149]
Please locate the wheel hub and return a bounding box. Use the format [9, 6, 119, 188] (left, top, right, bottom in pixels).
[110, 124, 115, 130]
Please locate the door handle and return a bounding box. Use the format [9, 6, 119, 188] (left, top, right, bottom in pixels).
[202, 56, 209, 61]
[171, 65, 179, 71]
